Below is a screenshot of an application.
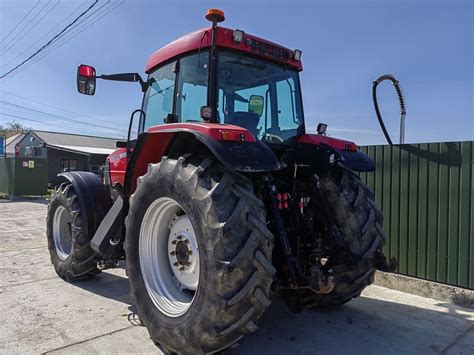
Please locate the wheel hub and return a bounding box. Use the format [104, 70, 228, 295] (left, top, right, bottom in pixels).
[167, 215, 199, 290]
[173, 240, 191, 267]
[52, 205, 72, 260]
[139, 197, 199, 317]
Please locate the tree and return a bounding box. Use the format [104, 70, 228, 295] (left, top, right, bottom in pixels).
[0, 121, 29, 138]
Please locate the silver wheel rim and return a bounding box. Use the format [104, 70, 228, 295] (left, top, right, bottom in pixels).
[53, 206, 72, 260]
[139, 197, 199, 317]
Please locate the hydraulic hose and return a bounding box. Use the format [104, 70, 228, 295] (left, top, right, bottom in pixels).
[372, 74, 407, 145]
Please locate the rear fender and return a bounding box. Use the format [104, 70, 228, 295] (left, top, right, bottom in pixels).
[295, 134, 375, 172]
[336, 149, 375, 172]
[57, 172, 112, 237]
[124, 129, 280, 195]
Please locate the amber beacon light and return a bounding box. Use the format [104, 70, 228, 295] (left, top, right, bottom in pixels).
[205, 8, 225, 23]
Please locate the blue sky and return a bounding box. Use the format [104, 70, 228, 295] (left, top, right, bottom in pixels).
[0, 0, 472, 144]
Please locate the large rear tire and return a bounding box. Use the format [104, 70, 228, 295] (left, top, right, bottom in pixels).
[300, 168, 385, 309]
[125, 156, 275, 354]
[46, 183, 100, 281]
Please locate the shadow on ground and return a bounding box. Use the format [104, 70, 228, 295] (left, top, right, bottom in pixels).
[69, 269, 474, 354]
[73, 271, 131, 305]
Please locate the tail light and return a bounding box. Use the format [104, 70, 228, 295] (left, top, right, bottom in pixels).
[220, 130, 246, 142]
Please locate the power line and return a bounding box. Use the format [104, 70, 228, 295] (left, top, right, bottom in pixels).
[0, 0, 59, 56]
[0, 100, 127, 134]
[0, 107, 127, 137]
[0, 0, 89, 70]
[0, 112, 42, 123]
[2, 0, 123, 81]
[0, 0, 99, 79]
[0, 112, 122, 137]
[0, 0, 41, 44]
[0, 89, 125, 126]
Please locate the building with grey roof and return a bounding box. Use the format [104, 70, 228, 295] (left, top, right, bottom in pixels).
[12, 130, 118, 184]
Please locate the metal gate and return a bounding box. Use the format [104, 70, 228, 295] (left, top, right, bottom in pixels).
[360, 141, 473, 289]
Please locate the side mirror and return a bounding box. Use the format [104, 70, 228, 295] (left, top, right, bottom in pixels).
[77, 64, 96, 95]
[248, 95, 264, 117]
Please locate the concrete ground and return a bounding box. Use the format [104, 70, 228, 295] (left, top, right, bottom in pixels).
[0, 199, 473, 355]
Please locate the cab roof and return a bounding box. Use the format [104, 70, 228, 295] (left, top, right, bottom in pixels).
[145, 26, 302, 73]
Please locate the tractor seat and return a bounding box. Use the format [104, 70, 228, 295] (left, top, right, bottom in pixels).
[226, 111, 260, 137]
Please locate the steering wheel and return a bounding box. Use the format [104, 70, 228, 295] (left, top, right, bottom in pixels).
[264, 133, 284, 143]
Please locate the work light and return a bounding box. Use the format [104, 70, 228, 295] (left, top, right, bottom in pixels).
[293, 49, 302, 60]
[317, 123, 327, 135]
[233, 29, 245, 43]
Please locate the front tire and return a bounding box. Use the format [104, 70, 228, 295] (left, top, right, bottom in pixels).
[125, 156, 275, 354]
[46, 183, 100, 281]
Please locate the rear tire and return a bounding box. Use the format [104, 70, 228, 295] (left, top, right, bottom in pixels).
[301, 168, 385, 309]
[46, 183, 100, 281]
[125, 156, 275, 354]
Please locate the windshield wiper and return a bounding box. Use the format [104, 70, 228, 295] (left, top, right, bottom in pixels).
[149, 83, 174, 98]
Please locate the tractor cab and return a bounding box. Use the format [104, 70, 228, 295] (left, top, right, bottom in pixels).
[141, 12, 305, 145]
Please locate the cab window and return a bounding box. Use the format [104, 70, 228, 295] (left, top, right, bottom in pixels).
[143, 52, 210, 129]
[143, 61, 176, 129]
[217, 51, 304, 143]
[176, 52, 209, 122]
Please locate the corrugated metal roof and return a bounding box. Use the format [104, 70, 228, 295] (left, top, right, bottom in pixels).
[5, 133, 25, 154]
[5, 133, 24, 146]
[32, 130, 118, 150]
[50, 144, 115, 155]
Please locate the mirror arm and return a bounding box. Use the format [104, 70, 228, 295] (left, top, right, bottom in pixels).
[137, 75, 148, 92]
[96, 73, 149, 92]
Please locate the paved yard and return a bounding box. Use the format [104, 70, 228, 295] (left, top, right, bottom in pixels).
[0, 199, 473, 354]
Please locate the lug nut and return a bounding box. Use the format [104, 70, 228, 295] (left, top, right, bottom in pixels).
[170, 251, 176, 256]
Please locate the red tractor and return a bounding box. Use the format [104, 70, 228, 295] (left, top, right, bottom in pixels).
[47, 9, 397, 354]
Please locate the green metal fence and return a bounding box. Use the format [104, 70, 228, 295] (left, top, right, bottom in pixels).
[0, 158, 48, 196]
[360, 141, 473, 289]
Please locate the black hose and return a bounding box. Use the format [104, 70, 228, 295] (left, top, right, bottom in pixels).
[372, 74, 406, 145]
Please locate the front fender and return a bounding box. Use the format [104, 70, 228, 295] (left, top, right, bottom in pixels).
[57, 172, 112, 236]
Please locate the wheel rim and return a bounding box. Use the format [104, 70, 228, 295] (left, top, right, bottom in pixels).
[139, 197, 199, 317]
[53, 206, 72, 260]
